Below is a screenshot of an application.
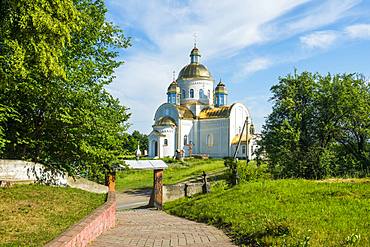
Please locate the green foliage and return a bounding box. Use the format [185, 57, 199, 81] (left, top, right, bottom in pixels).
[0, 0, 131, 179]
[124, 130, 149, 154]
[262, 71, 370, 179]
[0, 184, 105, 246]
[237, 162, 271, 182]
[165, 179, 370, 246]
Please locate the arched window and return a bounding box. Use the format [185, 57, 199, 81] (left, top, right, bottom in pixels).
[164, 139, 168, 146]
[184, 135, 188, 145]
[206, 134, 213, 147]
[182, 89, 186, 99]
[208, 90, 211, 98]
[190, 89, 194, 98]
[199, 89, 204, 98]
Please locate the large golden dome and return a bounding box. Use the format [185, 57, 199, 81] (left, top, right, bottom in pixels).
[178, 63, 212, 80]
[177, 46, 212, 80]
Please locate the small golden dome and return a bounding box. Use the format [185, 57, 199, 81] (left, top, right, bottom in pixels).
[215, 80, 228, 94]
[167, 81, 180, 93]
[155, 116, 177, 126]
[178, 63, 212, 80]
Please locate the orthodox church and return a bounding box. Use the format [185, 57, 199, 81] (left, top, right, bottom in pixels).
[148, 45, 254, 159]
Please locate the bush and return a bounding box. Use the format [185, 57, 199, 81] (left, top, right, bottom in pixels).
[237, 162, 271, 182]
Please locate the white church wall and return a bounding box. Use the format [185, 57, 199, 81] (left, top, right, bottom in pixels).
[161, 127, 176, 158]
[198, 119, 229, 158]
[179, 119, 194, 156]
[229, 103, 253, 160]
[178, 79, 214, 111]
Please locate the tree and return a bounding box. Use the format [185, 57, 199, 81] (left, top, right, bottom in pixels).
[126, 130, 149, 154]
[0, 0, 131, 180]
[261, 71, 370, 179]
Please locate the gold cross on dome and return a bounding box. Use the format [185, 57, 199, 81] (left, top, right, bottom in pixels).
[193, 33, 197, 47]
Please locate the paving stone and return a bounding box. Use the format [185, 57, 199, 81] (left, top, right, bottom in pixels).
[90, 192, 236, 247]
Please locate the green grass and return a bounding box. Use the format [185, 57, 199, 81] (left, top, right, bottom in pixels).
[165, 179, 370, 246]
[116, 158, 226, 191]
[0, 184, 106, 246]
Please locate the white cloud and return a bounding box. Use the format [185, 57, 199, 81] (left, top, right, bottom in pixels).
[300, 31, 339, 49]
[242, 58, 272, 76]
[345, 23, 370, 39]
[284, 0, 360, 33]
[106, 0, 362, 133]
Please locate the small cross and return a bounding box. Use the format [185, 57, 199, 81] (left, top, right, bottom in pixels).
[193, 33, 197, 47]
[172, 70, 176, 81]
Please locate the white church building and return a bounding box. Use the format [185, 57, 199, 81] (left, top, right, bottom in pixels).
[148, 46, 254, 159]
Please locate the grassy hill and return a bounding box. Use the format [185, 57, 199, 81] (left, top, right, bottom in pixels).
[165, 178, 370, 246]
[116, 158, 226, 191]
[0, 184, 105, 246]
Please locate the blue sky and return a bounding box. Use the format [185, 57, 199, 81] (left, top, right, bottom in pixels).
[105, 0, 370, 134]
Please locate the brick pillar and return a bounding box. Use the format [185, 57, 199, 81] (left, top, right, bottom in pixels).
[153, 169, 163, 209]
[106, 172, 116, 192]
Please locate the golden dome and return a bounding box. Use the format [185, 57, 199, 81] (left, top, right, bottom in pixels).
[178, 46, 212, 80]
[178, 63, 212, 80]
[215, 80, 228, 94]
[167, 81, 180, 94]
[155, 116, 177, 126]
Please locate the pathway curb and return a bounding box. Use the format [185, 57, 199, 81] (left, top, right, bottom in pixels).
[45, 192, 116, 247]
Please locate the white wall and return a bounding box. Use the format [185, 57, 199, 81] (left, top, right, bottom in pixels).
[229, 103, 253, 160]
[198, 118, 229, 158]
[178, 78, 214, 113]
[179, 119, 194, 156]
[149, 125, 176, 158]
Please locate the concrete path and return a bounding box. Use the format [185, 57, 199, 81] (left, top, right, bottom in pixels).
[90, 209, 236, 247]
[116, 189, 152, 210]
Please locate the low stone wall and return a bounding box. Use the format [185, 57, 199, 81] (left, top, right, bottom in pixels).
[45, 192, 116, 247]
[163, 182, 210, 202]
[0, 159, 108, 193]
[0, 159, 67, 185]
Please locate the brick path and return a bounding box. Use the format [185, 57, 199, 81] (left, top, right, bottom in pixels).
[89, 208, 237, 247]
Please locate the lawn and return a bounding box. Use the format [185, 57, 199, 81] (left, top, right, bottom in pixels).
[0, 184, 106, 246]
[165, 179, 370, 246]
[116, 158, 226, 191]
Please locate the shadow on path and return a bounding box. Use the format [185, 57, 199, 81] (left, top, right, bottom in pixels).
[116, 188, 152, 211]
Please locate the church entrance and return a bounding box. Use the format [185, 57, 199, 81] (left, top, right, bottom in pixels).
[152, 141, 158, 157]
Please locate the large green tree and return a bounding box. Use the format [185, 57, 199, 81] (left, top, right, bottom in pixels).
[0, 0, 131, 179]
[262, 71, 370, 179]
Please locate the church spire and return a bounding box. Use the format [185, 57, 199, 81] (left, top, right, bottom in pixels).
[190, 33, 201, 64]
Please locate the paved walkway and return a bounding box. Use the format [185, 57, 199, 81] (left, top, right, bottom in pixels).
[90, 209, 236, 247]
[89, 190, 237, 247]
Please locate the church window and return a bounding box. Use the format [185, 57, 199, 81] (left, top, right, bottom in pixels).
[206, 134, 213, 147]
[199, 89, 204, 98]
[242, 145, 246, 154]
[208, 90, 211, 98]
[184, 135, 188, 145]
[167, 95, 171, 103]
[190, 89, 194, 98]
[220, 96, 224, 105]
[182, 89, 186, 99]
[164, 139, 168, 146]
